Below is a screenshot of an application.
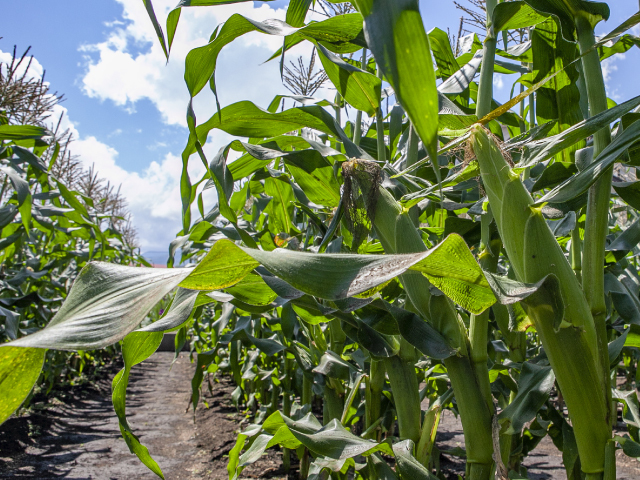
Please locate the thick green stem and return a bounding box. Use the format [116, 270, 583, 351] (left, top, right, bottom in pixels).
[353, 49, 367, 145]
[575, 16, 614, 431]
[302, 373, 313, 406]
[406, 124, 419, 167]
[329, 320, 346, 355]
[283, 357, 293, 473]
[334, 92, 343, 153]
[470, 215, 497, 412]
[323, 382, 344, 425]
[384, 354, 421, 444]
[416, 389, 453, 467]
[476, 0, 498, 118]
[375, 67, 386, 163]
[300, 448, 310, 479]
[571, 225, 582, 283]
[365, 359, 385, 440]
[370, 183, 493, 478]
[470, 251, 496, 412]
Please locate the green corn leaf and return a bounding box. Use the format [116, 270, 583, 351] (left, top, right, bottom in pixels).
[281, 414, 394, 459]
[513, 0, 609, 41]
[227, 424, 263, 480]
[196, 142, 236, 223]
[266, 13, 367, 62]
[365, 453, 399, 479]
[184, 13, 364, 100]
[225, 273, 278, 306]
[112, 331, 165, 478]
[0, 167, 30, 207]
[0, 124, 49, 141]
[313, 351, 356, 380]
[315, 42, 381, 117]
[536, 120, 640, 205]
[428, 27, 459, 80]
[148, 1, 270, 57]
[531, 162, 577, 192]
[345, 317, 401, 357]
[286, 0, 312, 27]
[141, 0, 169, 58]
[531, 18, 584, 163]
[368, 299, 456, 359]
[139, 288, 200, 333]
[614, 181, 640, 209]
[410, 234, 495, 313]
[354, 0, 439, 163]
[178, 239, 260, 290]
[515, 95, 640, 168]
[190, 349, 218, 411]
[607, 217, 640, 256]
[493, 1, 550, 32]
[614, 435, 640, 458]
[283, 150, 341, 207]
[437, 52, 482, 96]
[8, 263, 189, 350]
[12, 145, 48, 173]
[498, 362, 556, 435]
[183, 101, 370, 160]
[484, 271, 563, 306]
[614, 389, 640, 430]
[0, 346, 45, 425]
[393, 439, 438, 479]
[599, 33, 640, 62]
[187, 235, 495, 313]
[264, 175, 296, 235]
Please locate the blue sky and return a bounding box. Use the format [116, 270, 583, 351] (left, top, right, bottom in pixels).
[1, 1, 638, 261]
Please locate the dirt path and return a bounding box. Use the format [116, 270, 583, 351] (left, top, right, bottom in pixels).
[0, 353, 282, 480]
[2, 353, 640, 479]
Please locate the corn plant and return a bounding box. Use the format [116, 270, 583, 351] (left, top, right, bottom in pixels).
[2, 1, 640, 479]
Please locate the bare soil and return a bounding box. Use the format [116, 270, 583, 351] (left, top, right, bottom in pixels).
[434, 410, 640, 480]
[0, 353, 284, 480]
[1, 353, 639, 479]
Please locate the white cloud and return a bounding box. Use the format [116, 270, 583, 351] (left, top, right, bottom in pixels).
[602, 54, 624, 100]
[50, 103, 206, 253]
[79, 0, 304, 126]
[71, 134, 205, 251]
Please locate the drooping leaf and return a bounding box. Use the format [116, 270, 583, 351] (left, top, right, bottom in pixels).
[183, 101, 370, 161]
[112, 331, 165, 478]
[393, 439, 438, 480]
[316, 42, 382, 116]
[281, 414, 394, 459]
[493, 1, 550, 32]
[0, 346, 46, 425]
[498, 362, 556, 434]
[8, 263, 189, 350]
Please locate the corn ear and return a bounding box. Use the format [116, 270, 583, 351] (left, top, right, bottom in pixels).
[470, 124, 611, 475]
